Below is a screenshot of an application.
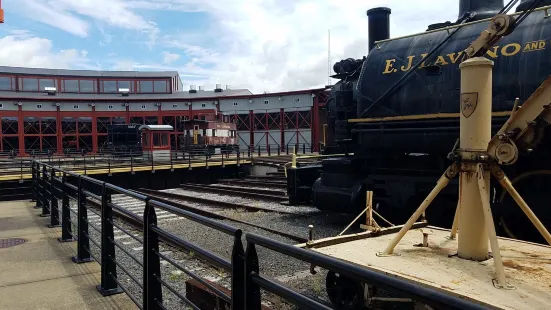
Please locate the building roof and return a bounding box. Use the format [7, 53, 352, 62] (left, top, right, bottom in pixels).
[0, 89, 254, 101]
[0, 66, 179, 79]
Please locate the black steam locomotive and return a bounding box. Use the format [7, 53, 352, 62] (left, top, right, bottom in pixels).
[289, 0, 551, 243]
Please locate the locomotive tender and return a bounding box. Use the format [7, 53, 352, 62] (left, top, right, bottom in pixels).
[290, 0, 551, 243]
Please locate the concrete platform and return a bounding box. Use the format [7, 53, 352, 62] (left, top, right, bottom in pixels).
[312, 226, 551, 310]
[0, 200, 137, 310]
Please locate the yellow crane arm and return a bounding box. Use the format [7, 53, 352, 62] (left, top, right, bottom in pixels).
[487, 76, 551, 165]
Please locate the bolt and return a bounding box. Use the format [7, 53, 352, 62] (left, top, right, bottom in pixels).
[423, 233, 429, 247]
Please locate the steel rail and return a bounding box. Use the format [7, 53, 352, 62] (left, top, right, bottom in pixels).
[179, 183, 287, 202]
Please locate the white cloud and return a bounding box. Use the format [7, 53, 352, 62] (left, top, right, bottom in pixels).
[13, 0, 159, 46]
[148, 0, 466, 92]
[4, 0, 523, 93]
[162, 51, 181, 64]
[154, 0, 523, 93]
[0, 32, 95, 69]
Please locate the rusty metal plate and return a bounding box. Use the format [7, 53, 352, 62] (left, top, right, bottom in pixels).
[0, 238, 26, 249]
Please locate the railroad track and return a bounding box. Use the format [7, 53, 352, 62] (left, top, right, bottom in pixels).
[180, 183, 287, 202]
[59, 183, 342, 309]
[218, 179, 287, 189]
[136, 188, 308, 243]
[139, 187, 292, 213]
[244, 175, 287, 181]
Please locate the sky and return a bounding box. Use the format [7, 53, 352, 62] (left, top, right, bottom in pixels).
[0, 0, 520, 93]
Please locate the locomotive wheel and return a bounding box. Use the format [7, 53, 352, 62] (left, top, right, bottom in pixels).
[325, 271, 364, 310]
[497, 170, 551, 244]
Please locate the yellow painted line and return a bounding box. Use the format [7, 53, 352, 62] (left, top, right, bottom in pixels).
[0, 160, 253, 181]
[0, 174, 32, 181]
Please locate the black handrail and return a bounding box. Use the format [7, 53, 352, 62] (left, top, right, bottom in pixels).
[31, 159, 246, 310]
[30, 158, 485, 310]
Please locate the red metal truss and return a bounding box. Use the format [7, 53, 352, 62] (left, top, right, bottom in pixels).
[0, 89, 326, 155]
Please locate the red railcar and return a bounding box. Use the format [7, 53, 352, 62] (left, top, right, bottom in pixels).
[177, 114, 238, 154]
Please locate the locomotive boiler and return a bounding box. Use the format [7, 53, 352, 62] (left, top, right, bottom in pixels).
[291, 0, 551, 243]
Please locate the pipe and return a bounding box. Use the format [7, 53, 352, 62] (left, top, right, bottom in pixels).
[366, 7, 391, 52]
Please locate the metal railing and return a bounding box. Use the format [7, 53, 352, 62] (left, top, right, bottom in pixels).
[0, 145, 316, 181]
[0, 150, 250, 180]
[32, 160, 245, 310]
[239, 143, 315, 157]
[31, 160, 488, 310]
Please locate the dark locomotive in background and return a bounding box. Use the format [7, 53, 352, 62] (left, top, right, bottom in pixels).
[288, 0, 551, 244]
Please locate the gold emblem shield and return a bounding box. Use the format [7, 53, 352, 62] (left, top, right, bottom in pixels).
[461, 92, 478, 118]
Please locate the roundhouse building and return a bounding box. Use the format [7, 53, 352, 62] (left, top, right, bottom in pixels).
[0, 66, 326, 156]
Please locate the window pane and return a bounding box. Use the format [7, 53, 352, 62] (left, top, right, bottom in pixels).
[102, 81, 117, 93]
[41, 117, 57, 134]
[161, 134, 168, 146]
[39, 79, 55, 90]
[139, 81, 153, 92]
[153, 81, 167, 93]
[21, 78, 38, 91]
[63, 80, 79, 92]
[79, 80, 95, 92]
[0, 77, 12, 90]
[117, 80, 133, 92]
[153, 133, 160, 146]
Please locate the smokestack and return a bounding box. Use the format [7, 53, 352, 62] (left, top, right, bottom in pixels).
[459, 0, 503, 21]
[366, 7, 391, 52]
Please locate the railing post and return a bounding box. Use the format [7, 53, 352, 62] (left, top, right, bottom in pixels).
[83, 154, 87, 175]
[41, 165, 50, 217]
[31, 162, 39, 206]
[170, 151, 174, 171]
[72, 176, 93, 264]
[131, 153, 135, 175]
[97, 183, 123, 296]
[222, 150, 225, 167]
[286, 144, 289, 155]
[49, 167, 60, 227]
[237, 151, 241, 167]
[231, 230, 245, 310]
[257, 145, 261, 157]
[143, 199, 163, 309]
[206, 152, 209, 169]
[19, 155, 23, 180]
[277, 146, 280, 156]
[58, 173, 74, 243]
[267, 144, 271, 156]
[244, 242, 261, 310]
[303, 144, 306, 154]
